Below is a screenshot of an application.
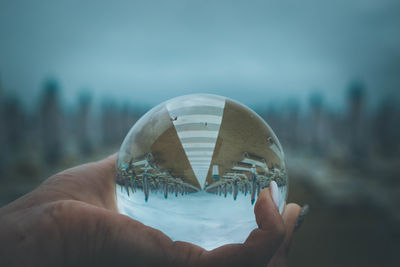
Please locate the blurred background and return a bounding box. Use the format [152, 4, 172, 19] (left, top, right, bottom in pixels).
[1, 0, 399, 266]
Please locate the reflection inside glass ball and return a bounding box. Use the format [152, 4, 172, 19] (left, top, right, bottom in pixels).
[115, 94, 288, 250]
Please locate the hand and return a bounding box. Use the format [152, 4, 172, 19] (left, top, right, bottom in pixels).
[0, 154, 304, 267]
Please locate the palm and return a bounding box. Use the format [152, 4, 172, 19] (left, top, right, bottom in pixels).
[0, 155, 300, 267]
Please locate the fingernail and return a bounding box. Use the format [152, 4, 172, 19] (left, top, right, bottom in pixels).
[270, 180, 280, 209]
[294, 204, 309, 232]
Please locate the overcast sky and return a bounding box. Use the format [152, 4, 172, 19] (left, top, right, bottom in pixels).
[0, 0, 399, 109]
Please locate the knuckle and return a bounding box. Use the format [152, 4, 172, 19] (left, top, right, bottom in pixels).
[44, 200, 76, 220]
[40, 200, 83, 234]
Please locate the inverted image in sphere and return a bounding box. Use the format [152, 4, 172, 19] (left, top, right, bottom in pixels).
[116, 94, 288, 250]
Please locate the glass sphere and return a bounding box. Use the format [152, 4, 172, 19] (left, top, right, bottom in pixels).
[115, 94, 288, 250]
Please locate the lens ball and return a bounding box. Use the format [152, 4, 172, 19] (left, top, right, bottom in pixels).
[116, 94, 288, 250]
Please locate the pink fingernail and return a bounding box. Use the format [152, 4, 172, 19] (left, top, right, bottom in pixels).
[270, 180, 280, 209]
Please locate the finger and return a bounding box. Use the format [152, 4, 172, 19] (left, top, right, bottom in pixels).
[266, 203, 303, 267]
[56, 153, 118, 181]
[41, 153, 118, 211]
[280, 203, 302, 254]
[196, 188, 286, 267]
[95, 153, 118, 179]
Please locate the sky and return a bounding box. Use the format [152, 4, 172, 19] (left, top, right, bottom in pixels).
[0, 0, 399, 110]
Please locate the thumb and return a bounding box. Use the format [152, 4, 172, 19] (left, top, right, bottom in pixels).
[196, 188, 286, 267]
[267, 203, 302, 267]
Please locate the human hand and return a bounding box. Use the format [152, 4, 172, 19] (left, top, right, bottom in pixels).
[0, 154, 306, 267]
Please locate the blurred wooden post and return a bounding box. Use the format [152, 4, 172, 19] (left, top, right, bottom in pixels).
[77, 91, 92, 155]
[309, 92, 325, 155]
[39, 78, 63, 165]
[346, 81, 367, 164]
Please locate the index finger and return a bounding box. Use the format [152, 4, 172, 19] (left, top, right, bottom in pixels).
[41, 153, 118, 210]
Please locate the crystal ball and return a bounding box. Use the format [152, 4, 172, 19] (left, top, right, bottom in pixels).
[115, 94, 288, 250]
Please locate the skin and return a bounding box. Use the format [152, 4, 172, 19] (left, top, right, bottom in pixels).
[0, 154, 301, 267]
